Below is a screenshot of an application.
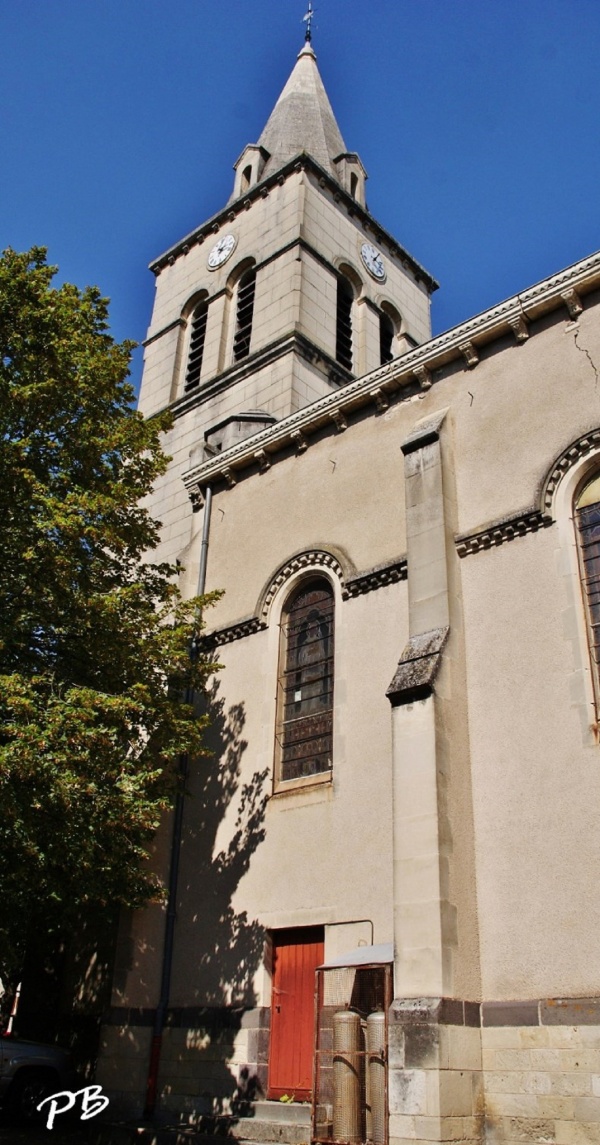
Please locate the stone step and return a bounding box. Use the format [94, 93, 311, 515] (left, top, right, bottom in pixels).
[252, 1100, 312, 1124]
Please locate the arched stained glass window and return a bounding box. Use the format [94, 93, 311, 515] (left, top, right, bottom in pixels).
[276, 579, 334, 784]
[576, 474, 600, 685]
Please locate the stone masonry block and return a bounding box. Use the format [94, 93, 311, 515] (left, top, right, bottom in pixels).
[555, 1120, 600, 1145]
[549, 1072, 593, 1096]
[507, 1116, 555, 1142]
[388, 1114, 418, 1139]
[404, 1024, 443, 1069]
[389, 1023, 406, 1069]
[389, 1068, 428, 1116]
[443, 1025, 482, 1071]
[536, 1096, 576, 1118]
[486, 1093, 542, 1118]
[575, 1099, 600, 1122]
[560, 1051, 600, 1071]
[492, 1050, 534, 1071]
[437, 1069, 476, 1117]
[482, 1028, 525, 1050]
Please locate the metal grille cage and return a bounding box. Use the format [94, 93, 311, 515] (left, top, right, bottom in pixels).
[312, 963, 391, 1145]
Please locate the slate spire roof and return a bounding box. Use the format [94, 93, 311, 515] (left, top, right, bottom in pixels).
[257, 42, 347, 180]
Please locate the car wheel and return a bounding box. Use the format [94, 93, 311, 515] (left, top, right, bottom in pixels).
[7, 1068, 59, 1122]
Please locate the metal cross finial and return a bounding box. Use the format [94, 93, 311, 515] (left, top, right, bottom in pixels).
[302, 1, 315, 43]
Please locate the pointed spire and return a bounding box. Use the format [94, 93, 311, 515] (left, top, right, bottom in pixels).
[257, 42, 347, 181]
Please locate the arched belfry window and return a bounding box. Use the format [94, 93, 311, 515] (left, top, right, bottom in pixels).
[233, 267, 256, 362]
[184, 299, 208, 392]
[379, 310, 394, 365]
[275, 578, 335, 785]
[575, 473, 600, 691]
[336, 275, 354, 371]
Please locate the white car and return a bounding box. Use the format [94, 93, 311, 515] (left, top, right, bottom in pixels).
[0, 1034, 76, 1121]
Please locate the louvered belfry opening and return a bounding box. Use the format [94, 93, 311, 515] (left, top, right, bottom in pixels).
[379, 312, 394, 365]
[184, 300, 208, 392]
[336, 276, 354, 371]
[277, 579, 334, 783]
[576, 476, 600, 684]
[233, 268, 257, 362]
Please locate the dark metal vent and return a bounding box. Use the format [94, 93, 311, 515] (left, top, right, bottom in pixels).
[184, 301, 208, 391]
[379, 312, 394, 365]
[336, 276, 353, 371]
[233, 269, 256, 362]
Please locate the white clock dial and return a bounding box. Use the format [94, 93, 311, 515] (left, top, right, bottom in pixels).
[360, 242, 386, 281]
[207, 233, 237, 270]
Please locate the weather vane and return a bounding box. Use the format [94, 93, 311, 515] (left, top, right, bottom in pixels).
[303, 1, 315, 43]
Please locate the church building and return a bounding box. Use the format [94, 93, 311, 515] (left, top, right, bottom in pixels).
[97, 31, 600, 1145]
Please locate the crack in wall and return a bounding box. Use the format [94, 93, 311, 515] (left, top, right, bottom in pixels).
[573, 327, 599, 385]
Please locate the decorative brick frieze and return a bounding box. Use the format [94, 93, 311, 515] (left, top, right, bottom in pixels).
[343, 556, 407, 598]
[455, 510, 553, 557]
[542, 428, 600, 512]
[200, 554, 407, 648]
[201, 615, 268, 649]
[259, 550, 346, 618]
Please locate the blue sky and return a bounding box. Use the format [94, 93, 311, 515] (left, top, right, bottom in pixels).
[1, 0, 599, 392]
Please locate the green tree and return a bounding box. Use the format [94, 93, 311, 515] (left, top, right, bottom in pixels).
[0, 247, 217, 983]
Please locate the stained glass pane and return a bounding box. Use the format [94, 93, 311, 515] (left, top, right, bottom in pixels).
[277, 581, 334, 782]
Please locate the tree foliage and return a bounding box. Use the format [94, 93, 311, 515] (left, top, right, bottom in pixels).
[0, 247, 217, 980]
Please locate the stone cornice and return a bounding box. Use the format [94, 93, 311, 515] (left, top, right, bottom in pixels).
[455, 509, 553, 557]
[182, 249, 600, 500]
[148, 153, 438, 292]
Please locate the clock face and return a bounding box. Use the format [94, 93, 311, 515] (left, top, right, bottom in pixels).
[207, 233, 237, 270]
[360, 242, 386, 281]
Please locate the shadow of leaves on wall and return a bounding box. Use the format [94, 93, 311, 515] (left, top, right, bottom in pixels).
[161, 677, 270, 1126]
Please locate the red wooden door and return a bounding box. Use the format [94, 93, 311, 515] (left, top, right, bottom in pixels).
[268, 927, 324, 1100]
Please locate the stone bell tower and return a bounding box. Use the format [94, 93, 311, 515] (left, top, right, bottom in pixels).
[138, 38, 437, 463]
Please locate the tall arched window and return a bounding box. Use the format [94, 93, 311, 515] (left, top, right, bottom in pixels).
[575, 473, 600, 694]
[184, 299, 208, 392]
[336, 275, 354, 370]
[233, 267, 257, 362]
[275, 579, 335, 784]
